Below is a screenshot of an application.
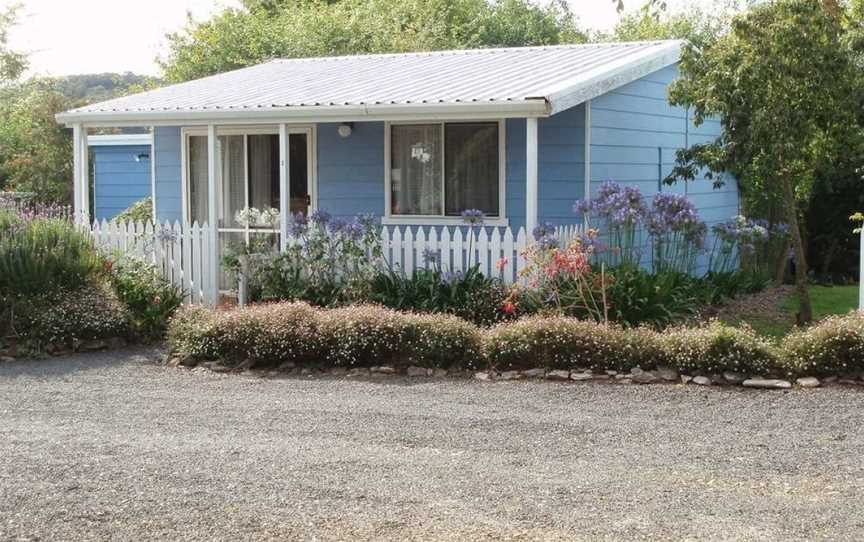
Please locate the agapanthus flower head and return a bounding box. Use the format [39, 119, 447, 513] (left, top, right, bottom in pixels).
[288, 212, 308, 237]
[422, 248, 441, 266]
[258, 207, 281, 228]
[647, 192, 702, 236]
[574, 181, 647, 227]
[532, 222, 556, 241]
[234, 207, 261, 228]
[342, 221, 365, 241]
[309, 209, 331, 225]
[327, 217, 347, 235]
[460, 208, 485, 225]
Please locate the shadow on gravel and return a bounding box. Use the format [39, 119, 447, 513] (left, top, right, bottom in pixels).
[0, 346, 164, 379]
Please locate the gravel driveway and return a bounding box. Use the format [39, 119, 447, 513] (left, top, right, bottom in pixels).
[2, 348, 863, 541]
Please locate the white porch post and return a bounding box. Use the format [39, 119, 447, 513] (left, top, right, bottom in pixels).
[583, 100, 592, 228]
[526, 117, 539, 235]
[859, 225, 863, 310]
[278, 123, 289, 251]
[72, 123, 89, 225]
[207, 124, 219, 305]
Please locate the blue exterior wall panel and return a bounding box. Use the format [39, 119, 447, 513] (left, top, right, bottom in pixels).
[145, 63, 737, 270]
[92, 144, 151, 221]
[153, 127, 183, 223]
[589, 63, 738, 272]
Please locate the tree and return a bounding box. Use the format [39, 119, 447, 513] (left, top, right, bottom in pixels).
[0, 3, 27, 83]
[606, 1, 744, 46]
[665, 0, 862, 323]
[159, 0, 586, 83]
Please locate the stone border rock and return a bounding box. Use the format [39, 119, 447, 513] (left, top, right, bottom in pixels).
[160, 356, 864, 391]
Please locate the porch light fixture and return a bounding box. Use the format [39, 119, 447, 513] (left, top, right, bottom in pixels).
[134, 153, 150, 162]
[337, 123, 353, 138]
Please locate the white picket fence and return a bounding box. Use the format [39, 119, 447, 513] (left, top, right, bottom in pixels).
[89, 220, 218, 305]
[88, 219, 583, 305]
[380, 224, 582, 284]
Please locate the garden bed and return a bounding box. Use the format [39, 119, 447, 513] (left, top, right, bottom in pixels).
[166, 301, 864, 390]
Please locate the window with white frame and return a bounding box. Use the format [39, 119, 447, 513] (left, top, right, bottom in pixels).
[389, 121, 502, 218]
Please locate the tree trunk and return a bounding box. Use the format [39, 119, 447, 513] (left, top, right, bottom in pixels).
[782, 173, 813, 324]
[775, 240, 790, 284]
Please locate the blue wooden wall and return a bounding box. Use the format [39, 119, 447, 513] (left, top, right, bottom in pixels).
[92, 144, 151, 221]
[148, 63, 738, 259]
[153, 127, 183, 223]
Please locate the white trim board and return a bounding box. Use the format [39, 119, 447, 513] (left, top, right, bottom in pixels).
[88, 134, 152, 146]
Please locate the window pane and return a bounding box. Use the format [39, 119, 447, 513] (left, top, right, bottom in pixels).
[218, 135, 245, 229]
[188, 136, 209, 225]
[289, 133, 309, 216]
[248, 134, 280, 228]
[445, 123, 499, 216]
[391, 124, 442, 215]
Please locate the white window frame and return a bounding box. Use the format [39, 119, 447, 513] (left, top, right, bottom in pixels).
[180, 125, 317, 236]
[383, 119, 507, 227]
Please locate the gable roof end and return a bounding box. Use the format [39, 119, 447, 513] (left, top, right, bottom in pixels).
[56, 40, 682, 126]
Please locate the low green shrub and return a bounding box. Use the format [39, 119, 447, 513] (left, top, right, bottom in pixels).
[656, 321, 780, 376]
[113, 197, 153, 224]
[604, 266, 703, 328]
[484, 316, 658, 372]
[108, 256, 184, 341]
[369, 266, 514, 327]
[783, 311, 864, 376]
[18, 283, 130, 348]
[168, 302, 483, 370]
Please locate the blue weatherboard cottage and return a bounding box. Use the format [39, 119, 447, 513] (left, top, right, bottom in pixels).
[60, 40, 738, 295]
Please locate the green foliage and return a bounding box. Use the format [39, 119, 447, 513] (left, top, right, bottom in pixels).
[606, 0, 739, 46]
[108, 256, 184, 341]
[159, 0, 586, 82]
[783, 311, 864, 376]
[0, 4, 27, 83]
[17, 282, 130, 348]
[168, 302, 483, 370]
[0, 215, 102, 299]
[369, 265, 513, 326]
[604, 266, 703, 328]
[113, 197, 153, 224]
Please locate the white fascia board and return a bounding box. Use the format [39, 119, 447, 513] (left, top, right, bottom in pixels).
[87, 134, 152, 146]
[545, 41, 682, 115]
[57, 100, 550, 127]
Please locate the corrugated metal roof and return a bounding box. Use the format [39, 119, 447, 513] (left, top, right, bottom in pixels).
[58, 40, 682, 124]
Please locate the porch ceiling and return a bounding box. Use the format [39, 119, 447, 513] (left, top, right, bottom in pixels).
[56, 40, 681, 127]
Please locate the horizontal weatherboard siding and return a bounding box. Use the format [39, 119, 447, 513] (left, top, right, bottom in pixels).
[92, 144, 151, 221]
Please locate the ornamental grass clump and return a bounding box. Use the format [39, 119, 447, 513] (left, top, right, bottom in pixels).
[783, 312, 864, 377]
[657, 320, 780, 376]
[483, 316, 656, 372]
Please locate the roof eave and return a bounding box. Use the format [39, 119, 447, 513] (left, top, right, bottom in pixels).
[56, 100, 551, 127]
[546, 41, 683, 114]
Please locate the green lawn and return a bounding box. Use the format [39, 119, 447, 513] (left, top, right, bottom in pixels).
[726, 285, 860, 339]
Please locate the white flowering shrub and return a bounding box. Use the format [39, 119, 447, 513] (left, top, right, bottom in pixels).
[657, 321, 780, 376]
[20, 283, 130, 347]
[168, 302, 483, 369]
[484, 316, 658, 371]
[783, 312, 864, 376]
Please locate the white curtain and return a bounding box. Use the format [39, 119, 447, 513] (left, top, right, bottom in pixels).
[248, 134, 279, 215]
[391, 124, 441, 215]
[219, 135, 245, 228]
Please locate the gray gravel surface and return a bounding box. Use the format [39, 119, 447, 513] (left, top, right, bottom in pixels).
[2, 348, 864, 541]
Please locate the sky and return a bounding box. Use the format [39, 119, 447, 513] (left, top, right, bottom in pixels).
[4, 0, 670, 77]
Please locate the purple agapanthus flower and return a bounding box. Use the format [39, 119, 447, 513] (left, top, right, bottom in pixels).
[422, 248, 441, 266]
[574, 181, 647, 227]
[342, 221, 365, 241]
[309, 209, 331, 225]
[460, 209, 485, 225]
[532, 222, 558, 249]
[647, 193, 702, 236]
[288, 213, 308, 237]
[327, 217, 347, 235]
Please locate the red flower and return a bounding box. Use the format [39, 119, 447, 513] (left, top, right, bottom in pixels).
[501, 301, 517, 315]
